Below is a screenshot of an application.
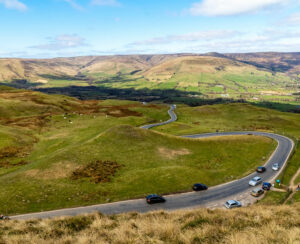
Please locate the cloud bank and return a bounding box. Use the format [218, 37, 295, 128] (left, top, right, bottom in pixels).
[31, 34, 88, 50]
[189, 0, 290, 16]
[91, 0, 121, 7]
[0, 0, 27, 11]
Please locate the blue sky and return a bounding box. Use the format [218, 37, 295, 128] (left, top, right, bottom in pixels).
[0, 0, 300, 58]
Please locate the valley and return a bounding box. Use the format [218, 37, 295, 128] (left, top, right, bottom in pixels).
[0, 53, 299, 110]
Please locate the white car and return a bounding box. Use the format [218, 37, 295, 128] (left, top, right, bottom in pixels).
[272, 163, 280, 171]
[249, 176, 262, 186]
[224, 200, 242, 209]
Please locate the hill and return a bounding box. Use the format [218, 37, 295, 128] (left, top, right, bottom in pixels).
[0, 53, 299, 106]
[224, 52, 300, 74]
[0, 86, 277, 215]
[1, 203, 299, 243]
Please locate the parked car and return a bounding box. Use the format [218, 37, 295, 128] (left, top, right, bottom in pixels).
[256, 166, 266, 173]
[0, 215, 10, 220]
[193, 183, 208, 191]
[224, 200, 242, 209]
[251, 188, 264, 197]
[249, 176, 262, 186]
[272, 163, 280, 171]
[146, 194, 166, 204]
[262, 182, 272, 191]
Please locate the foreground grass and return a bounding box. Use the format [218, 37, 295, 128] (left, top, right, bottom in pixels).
[1, 204, 300, 243]
[258, 191, 291, 205]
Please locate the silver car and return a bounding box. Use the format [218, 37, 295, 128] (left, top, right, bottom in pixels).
[224, 200, 242, 209]
[272, 163, 280, 171]
[249, 176, 262, 186]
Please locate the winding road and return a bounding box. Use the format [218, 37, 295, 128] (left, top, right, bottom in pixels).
[11, 105, 294, 220]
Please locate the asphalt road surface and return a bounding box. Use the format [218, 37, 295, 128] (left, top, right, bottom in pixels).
[11, 106, 294, 220]
[140, 104, 177, 129]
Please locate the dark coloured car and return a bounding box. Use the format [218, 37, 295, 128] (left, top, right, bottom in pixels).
[262, 182, 272, 190]
[256, 166, 266, 173]
[146, 194, 166, 204]
[193, 183, 208, 191]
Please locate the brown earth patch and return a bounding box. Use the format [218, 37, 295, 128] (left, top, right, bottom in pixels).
[0, 160, 29, 168]
[25, 162, 77, 180]
[70, 160, 123, 183]
[0, 145, 32, 159]
[0, 115, 51, 129]
[158, 147, 191, 159]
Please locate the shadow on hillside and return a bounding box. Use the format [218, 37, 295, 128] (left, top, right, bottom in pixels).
[1, 82, 299, 113]
[0, 80, 43, 89]
[34, 85, 300, 113]
[34, 85, 245, 105]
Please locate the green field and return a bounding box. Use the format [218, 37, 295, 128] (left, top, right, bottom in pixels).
[38, 70, 299, 106]
[152, 103, 300, 137]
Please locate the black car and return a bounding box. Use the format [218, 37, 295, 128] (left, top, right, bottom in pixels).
[256, 166, 266, 173]
[146, 194, 166, 204]
[193, 183, 208, 191]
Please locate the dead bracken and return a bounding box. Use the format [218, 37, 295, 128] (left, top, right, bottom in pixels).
[0, 160, 29, 168]
[71, 160, 123, 183]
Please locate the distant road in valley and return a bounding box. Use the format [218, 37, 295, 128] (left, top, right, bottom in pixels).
[140, 104, 177, 129]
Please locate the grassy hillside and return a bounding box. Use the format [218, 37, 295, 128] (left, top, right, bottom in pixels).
[225, 52, 300, 74]
[0, 53, 299, 105]
[153, 103, 300, 136]
[0, 86, 277, 215]
[1, 204, 299, 243]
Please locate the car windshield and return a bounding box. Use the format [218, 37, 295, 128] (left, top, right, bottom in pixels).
[253, 177, 261, 181]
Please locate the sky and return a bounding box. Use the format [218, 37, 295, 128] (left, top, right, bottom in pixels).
[0, 0, 300, 58]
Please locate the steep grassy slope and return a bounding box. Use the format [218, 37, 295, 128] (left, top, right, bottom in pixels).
[1, 204, 299, 243]
[225, 52, 300, 74]
[0, 54, 180, 82]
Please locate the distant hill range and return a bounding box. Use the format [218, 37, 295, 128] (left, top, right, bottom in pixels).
[0, 52, 299, 83]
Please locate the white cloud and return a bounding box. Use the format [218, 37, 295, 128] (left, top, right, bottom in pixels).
[0, 0, 27, 11]
[124, 27, 300, 54]
[91, 0, 121, 7]
[129, 30, 238, 46]
[31, 34, 88, 50]
[285, 12, 300, 25]
[189, 0, 290, 16]
[63, 0, 84, 11]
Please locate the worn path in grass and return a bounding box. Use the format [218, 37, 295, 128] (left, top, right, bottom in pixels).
[11, 106, 294, 220]
[284, 168, 300, 204]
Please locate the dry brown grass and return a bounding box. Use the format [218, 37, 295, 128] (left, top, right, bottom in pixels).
[1, 204, 300, 243]
[25, 162, 77, 180]
[158, 147, 191, 159]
